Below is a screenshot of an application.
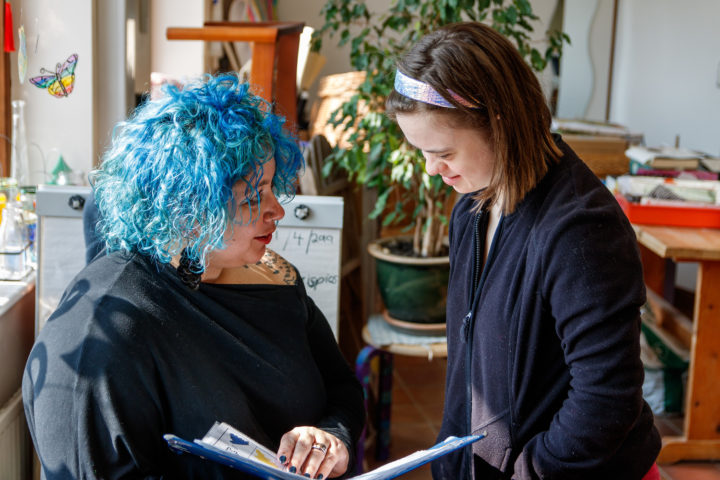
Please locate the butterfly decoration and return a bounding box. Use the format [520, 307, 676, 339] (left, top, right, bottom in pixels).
[30, 53, 78, 98]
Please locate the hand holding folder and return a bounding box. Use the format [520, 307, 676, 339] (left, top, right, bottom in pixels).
[165, 422, 485, 480]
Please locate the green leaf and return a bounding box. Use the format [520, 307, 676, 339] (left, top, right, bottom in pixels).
[505, 5, 518, 24]
[492, 9, 506, 23]
[382, 210, 397, 226]
[368, 141, 384, 164]
[530, 48, 545, 71]
[339, 29, 350, 46]
[516, 0, 532, 16]
[321, 158, 335, 178]
[369, 189, 392, 219]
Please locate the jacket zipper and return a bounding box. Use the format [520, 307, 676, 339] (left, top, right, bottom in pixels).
[462, 212, 483, 340]
[463, 209, 503, 478]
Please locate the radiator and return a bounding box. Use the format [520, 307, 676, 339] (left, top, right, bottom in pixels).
[0, 390, 31, 480]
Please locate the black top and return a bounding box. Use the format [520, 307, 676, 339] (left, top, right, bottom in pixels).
[432, 136, 660, 479]
[23, 251, 365, 479]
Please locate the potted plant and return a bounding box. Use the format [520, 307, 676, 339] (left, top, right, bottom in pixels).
[312, 0, 568, 324]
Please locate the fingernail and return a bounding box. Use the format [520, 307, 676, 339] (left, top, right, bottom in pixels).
[289, 466, 297, 473]
[279, 456, 286, 463]
[317, 475, 324, 479]
[304, 474, 310, 478]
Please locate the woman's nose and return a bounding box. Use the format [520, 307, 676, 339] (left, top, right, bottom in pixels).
[425, 156, 442, 176]
[265, 192, 285, 222]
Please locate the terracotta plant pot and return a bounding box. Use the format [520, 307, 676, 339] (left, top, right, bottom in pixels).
[367, 237, 449, 324]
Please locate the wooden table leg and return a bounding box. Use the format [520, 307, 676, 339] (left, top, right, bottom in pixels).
[639, 244, 676, 304]
[657, 260, 720, 463]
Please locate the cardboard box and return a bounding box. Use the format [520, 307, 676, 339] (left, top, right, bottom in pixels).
[562, 134, 630, 178]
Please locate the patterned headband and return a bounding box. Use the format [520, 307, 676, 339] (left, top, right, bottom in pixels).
[394, 70, 475, 108]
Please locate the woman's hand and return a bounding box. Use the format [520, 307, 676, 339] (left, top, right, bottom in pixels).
[277, 426, 349, 479]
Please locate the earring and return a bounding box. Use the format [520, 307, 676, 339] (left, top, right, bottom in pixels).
[177, 248, 202, 290]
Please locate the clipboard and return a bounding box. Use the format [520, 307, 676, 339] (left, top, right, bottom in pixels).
[164, 424, 484, 480]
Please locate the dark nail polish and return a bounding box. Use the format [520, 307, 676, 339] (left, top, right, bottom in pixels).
[289, 466, 297, 473]
[304, 474, 311, 478]
[279, 456, 286, 463]
[317, 475, 324, 479]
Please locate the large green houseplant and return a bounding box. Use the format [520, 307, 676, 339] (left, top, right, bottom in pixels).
[312, 0, 568, 323]
[312, 0, 568, 258]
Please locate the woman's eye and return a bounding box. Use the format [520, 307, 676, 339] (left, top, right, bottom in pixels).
[247, 193, 261, 206]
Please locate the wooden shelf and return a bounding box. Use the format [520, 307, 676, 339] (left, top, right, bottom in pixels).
[645, 288, 693, 350]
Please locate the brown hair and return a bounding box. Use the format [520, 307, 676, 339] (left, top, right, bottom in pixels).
[386, 22, 561, 214]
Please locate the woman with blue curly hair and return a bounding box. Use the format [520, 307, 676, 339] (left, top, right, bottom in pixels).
[23, 74, 365, 480]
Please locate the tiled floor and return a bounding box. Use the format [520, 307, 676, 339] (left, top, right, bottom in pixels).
[363, 354, 720, 480]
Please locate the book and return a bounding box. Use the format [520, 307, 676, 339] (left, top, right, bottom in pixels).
[629, 159, 718, 180]
[165, 422, 485, 480]
[701, 157, 720, 173]
[625, 145, 704, 170]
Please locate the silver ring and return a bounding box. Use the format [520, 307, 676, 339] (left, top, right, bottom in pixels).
[311, 443, 328, 455]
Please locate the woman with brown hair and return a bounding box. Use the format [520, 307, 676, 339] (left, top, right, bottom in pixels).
[386, 22, 660, 479]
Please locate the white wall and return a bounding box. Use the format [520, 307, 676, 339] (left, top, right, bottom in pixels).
[585, 0, 614, 121]
[7, 0, 162, 181]
[150, 0, 204, 77]
[556, 0, 614, 121]
[610, 0, 720, 155]
[8, 0, 95, 183]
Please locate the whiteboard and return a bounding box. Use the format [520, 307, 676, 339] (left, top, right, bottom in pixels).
[269, 195, 344, 339]
[35, 188, 344, 339]
[35, 185, 93, 333]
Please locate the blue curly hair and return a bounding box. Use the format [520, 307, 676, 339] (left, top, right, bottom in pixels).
[93, 73, 303, 270]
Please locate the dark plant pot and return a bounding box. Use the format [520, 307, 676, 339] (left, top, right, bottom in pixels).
[368, 237, 449, 324]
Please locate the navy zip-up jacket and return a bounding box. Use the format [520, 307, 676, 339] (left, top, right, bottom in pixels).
[432, 136, 660, 479]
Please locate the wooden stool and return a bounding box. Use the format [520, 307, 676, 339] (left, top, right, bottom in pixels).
[354, 315, 447, 473]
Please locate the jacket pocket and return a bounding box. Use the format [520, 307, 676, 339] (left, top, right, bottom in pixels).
[470, 409, 514, 478]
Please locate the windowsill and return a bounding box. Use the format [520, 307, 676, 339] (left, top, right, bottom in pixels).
[0, 271, 36, 318]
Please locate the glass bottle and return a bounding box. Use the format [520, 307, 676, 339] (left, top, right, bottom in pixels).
[10, 99, 31, 188]
[0, 200, 31, 280]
